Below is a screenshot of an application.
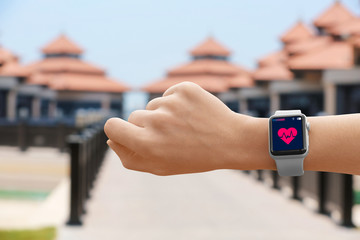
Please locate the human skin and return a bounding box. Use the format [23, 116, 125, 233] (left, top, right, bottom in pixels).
[104, 82, 360, 176]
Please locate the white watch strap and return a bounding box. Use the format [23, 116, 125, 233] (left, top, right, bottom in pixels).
[273, 110, 305, 177]
[275, 110, 301, 116]
[274, 158, 304, 176]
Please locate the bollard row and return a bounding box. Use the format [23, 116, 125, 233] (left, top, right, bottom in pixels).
[244, 170, 354, 227]
[66, 123, 108, 226]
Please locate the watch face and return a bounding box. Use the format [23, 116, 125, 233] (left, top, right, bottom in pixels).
[269, 115, 307, 156]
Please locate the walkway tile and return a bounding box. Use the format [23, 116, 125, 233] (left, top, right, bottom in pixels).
[59, 150, 360, 240]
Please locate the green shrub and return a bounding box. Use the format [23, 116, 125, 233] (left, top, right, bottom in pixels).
[0, 227, 56, 240]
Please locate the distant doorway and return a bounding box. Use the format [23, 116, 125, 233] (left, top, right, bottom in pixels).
[0, 90, 7, 118]
[337, 85, 360, 114]
[280, 92, 323, 116]
[247, 97, 270, 117]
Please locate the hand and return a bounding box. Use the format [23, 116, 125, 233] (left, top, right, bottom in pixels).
[104, 82, 256, 175]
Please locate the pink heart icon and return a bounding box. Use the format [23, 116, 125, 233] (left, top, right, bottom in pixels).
[278, 128, 297, 144]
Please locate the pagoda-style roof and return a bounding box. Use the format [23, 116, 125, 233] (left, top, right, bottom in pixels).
[288, 41, 353, 70]
[349, 35, 360, 48]
[0, 61, 28, 77]
[253, 64, 293, 81]
[327, 18, 360, 36]
[285, 36, 332, 55]
[0, 46, 25, 77]
[168, 59, 242, 76]
[23, 34, 129, 93]
[190, 37, 231, 57]
[144, 76, 229, 93]
[28, 73, 128, 92]
[144, 37, 251, 93]
[280, 21, 313, 44]
[24, 58, 105, 76]
[313, 1, 355, 29]
[41, 34, 84, 55]
[0, 46, 18, 65]
[257, 50, 287, 67]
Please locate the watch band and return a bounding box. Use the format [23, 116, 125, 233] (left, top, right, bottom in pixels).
[273, 110, 304, 177]
[274, 157, 304, 176]
[274, 110, 301, 116]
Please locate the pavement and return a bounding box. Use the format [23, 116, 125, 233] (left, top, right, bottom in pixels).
[59, 150, 360, 240]
[0, 146, 69, 229]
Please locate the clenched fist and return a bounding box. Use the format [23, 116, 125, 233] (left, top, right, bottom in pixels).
[104, 82, 269, 175]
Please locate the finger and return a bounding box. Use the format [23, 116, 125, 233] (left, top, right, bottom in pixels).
[146, 97, 163, 110]
[107, 140, 150, 173]
[163, 81, 199, 97]
[107, 139, 133, 161]
[128, 110, 150, 127]
[104, 117, 143, 150]
[162, 82, 183, 97]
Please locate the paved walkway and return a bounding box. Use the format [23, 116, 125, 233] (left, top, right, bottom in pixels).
[59, 150, 360, 240]
[0, 147, 69, 229]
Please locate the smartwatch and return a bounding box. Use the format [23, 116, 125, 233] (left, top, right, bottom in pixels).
[268, 110, 310, 176]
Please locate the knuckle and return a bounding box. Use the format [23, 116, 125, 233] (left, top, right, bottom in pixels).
[146, 97, 162, 110]
[150, 168, 168, 176]
[161, 96, 177, 109]
[175, 82, 200, 96]
[127, 110, 141, 124]
[121, 159, 136, 171]
[104, 117, 118, 131]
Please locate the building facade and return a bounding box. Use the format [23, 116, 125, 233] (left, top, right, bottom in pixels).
[0, 35, 129, 124]
[143, 37, 253, 112]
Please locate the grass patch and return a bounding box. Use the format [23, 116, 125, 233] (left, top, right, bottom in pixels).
[0, 190, 49, 201]
[355, 191, 360, 205]
[0, 227, 56, 240]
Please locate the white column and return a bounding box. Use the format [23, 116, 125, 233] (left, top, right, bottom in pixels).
[324, 83, 336, 115]
[6, 90, 17, 120]
[101, 98, 111, 110]
[48, 100, 57, 118]
[32, 97, 41, 119]
[270, 93, 280, 114]
[239, 98, 248, 114]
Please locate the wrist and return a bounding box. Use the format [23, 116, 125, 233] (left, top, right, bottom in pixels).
[224, 113, 276, 171]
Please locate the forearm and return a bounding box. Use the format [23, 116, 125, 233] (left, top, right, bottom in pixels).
[233, 113, 360, 175]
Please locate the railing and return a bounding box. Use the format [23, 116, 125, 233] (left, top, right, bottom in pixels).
[0, 120, 78, 151]
[245, 170, 354, 227]
[67, 123, 108, 225]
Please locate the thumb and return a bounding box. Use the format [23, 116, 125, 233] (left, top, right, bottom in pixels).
[107, 140, 134, 161]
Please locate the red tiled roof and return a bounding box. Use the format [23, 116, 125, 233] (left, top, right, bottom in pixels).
[42, 34, 84, 55]
[190, 37, 231, 57]
[280, 21, 313, 44]
[24, 57, 105, 76]
[228, 73, 254, 88]
[257, 50, 287, 67]
[0, 61, 28, 77]
[29, 73, 129, 92]
[168, 59, 241, 76]
[0, 46, 18, 65]
[144, 36, 250, 93]
[286, 36, 332, 55]
[288, 41, 353, 70]
[23, 34, 129, 93]
[144, 75, 230, 93]
[327, 18, 360, 36]
[313, 1, 355, 28]
[253, 64, 293, 81]
[349, 35, 360, 47]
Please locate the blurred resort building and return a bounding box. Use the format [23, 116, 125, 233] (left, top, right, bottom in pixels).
[0, 34, 128, 125]
[143, 36, 253, 112]
[144, 1, 360, 118]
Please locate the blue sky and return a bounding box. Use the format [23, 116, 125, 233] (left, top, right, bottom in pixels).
[0, 0, 358, 89]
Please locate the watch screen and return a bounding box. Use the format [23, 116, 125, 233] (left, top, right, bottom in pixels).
[270, 116, 305, 155]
